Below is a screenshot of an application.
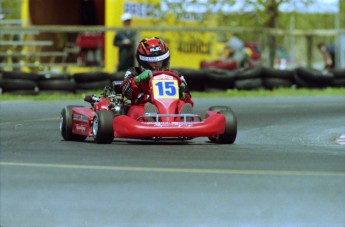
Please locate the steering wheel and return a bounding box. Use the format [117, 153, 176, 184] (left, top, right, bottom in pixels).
[152, 71, 182, 85]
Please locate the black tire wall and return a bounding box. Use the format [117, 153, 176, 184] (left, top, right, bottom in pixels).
[1, 67, 345, 94]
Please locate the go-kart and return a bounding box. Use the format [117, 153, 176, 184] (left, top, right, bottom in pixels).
[60, 71, 237, 144]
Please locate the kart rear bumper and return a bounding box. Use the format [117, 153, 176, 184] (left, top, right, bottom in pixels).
[113, 114, 225, 138]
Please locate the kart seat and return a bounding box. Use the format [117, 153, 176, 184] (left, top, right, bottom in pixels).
[180, 103, 193, 114]
[144, 102, 158, 122]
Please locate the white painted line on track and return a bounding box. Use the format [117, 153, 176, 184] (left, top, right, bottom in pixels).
[1, 162, 344, 177]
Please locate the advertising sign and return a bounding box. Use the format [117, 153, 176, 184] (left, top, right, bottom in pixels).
[105, 0, 218, 72]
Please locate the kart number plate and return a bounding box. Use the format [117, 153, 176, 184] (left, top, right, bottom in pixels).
[153, 80, 179, 99]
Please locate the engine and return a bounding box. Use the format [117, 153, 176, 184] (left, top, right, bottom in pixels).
[106, 80, 129, 116]
[84, 80, 130, 116]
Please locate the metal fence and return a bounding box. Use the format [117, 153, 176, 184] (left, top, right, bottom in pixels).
[0, 24, 343, 72]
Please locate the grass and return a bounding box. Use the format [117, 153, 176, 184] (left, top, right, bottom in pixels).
[0, 87, 344, 101]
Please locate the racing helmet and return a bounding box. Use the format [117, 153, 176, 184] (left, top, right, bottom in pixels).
[136, 37, 170, 71]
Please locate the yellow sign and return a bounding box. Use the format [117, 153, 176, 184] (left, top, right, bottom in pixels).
[105, 0, 218, 73]
[152, 79, 179, 99]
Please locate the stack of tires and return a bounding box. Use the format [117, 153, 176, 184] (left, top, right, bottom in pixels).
[174, 66, 345, 91]
[73, 72, 111, 92]
[330, 68, 345, 87]
[294, 67, 334, 88]
[1, 67, 345, 95]
[234, 66, 263, 90]
[172, 67, 206, 92]
[203, 68, 237, 91]
[261, 67, 294, 89]
[37, 72, 76, 93]
[109, 71, 125, 83]
[0, 71, 40, 95]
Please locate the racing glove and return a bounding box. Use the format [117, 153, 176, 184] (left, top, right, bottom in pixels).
[135, 70, 152, 85]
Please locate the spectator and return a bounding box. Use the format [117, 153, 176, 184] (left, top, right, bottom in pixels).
[201, 35, 251, 70]
[317, 42, 335, 69]
[113, 12, 136, 71]
[223, 35, 248, 68]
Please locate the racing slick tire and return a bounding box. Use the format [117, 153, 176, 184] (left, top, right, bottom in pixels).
[208, 105, 231, 142]
[60, 105, 87, 141]
[208, 107, 237, 144]
[93, 110, 114, 144]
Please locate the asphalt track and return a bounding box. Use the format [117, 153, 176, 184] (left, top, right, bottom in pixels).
[1, 96, 345, 226]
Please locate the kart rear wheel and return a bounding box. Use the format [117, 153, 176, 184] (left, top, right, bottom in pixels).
[60, 105, 87, 141]
[209, 108, 237, 144]
[93, 110, 114, 144]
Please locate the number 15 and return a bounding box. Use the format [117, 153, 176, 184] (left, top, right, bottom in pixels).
[154, 80, 178, 98]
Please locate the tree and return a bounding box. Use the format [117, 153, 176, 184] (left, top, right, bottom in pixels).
[162, 0, 332, 66]
[224, 0, 316, 66]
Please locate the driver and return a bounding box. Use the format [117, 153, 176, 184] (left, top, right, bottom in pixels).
[120, 37, 193, 106]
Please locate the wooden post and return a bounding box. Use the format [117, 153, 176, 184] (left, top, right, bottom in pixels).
[306, 35, 313, 67]
[340, 1, 345, 29]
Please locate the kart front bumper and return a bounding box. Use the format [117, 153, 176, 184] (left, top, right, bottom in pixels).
[113, 114, 225, 138]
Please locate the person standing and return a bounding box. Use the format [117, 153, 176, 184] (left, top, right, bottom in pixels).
[113, 13, 136, 71]
[223, 35, 248, 68]
[317, 42, 335, 69]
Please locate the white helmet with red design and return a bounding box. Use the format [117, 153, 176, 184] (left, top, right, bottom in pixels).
[136, 37, 170, 71]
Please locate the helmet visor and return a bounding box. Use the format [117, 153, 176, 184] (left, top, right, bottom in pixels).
[138, 51, 170, 62]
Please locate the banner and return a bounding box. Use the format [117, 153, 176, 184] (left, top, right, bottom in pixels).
[105, 0, 218, 73]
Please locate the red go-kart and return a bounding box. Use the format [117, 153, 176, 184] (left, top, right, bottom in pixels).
[60, 71, 237, 144]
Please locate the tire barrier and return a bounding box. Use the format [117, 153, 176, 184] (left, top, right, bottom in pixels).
[294, 67, 333, 88]
[0, 78, 38, 94]
[38, 80, 76, 93]
[109, 71, 125, 82]
[0, 71, 39, 94]
[172, 67, 206, 92]
[234, 66, 263, 90]
[234, 77, 263, 90]
[329, 68, 345, 87]
[1, 67, 345, 94]
[262, 77, 293, 89]
[75, 79, 111, 91]
[203, 68, 236, 91]
[73, 72, 111, 91]
[2, 71, 41, 82]
[261, 67, 294, 89]
[236, 66, 263, 79]
[37, 72, 76, 93]
[330, 78, 345, 87]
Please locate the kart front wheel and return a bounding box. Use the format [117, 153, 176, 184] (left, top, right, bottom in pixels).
[93, 110, 114, 144]
[209, 108, 237, 144]
[60, 105, 87, 141]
